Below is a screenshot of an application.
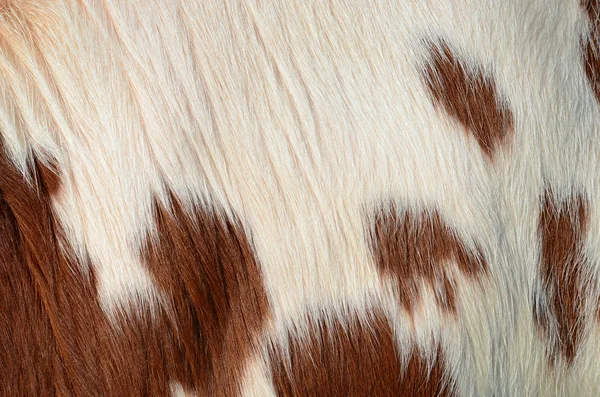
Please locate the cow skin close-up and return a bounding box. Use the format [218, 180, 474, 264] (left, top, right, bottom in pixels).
[1, 1, 600, 396]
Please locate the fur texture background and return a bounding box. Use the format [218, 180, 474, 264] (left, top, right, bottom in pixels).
[1, 0, 600, 396]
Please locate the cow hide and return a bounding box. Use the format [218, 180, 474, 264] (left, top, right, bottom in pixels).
[1, 1, 600, 396]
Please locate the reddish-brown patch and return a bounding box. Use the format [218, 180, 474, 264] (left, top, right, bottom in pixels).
[370, 205, 487, 314]
[534, 190, 589, 364]
[0, 166, 57, 396]
[583, 0, 600, 101]
[0, 152, 69, 396]
[424, 43, 513, 158]
[142, 196, 269, 396]
[0, 144, 268, 396]
[584, 0, 598, 16]
[270, 312, 454, 397]
[37, 160, 62, 195]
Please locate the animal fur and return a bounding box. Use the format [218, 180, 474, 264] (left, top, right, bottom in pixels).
[1, 0, 600, 396]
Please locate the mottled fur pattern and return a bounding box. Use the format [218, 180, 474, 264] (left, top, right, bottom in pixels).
[1, 1, 600, 396]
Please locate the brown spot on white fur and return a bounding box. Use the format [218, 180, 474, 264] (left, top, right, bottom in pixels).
[534, 189, 589, 364]
[424, 43, 513, 159]
[142, 196, 269, 396]
[0, 142, 268, 396]
[370, 204, 487, 314]
[583, 1, 600, 98]
[0, 145, 161, 396]
[270, 312, 454, 396]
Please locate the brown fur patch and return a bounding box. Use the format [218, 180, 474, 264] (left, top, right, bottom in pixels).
[270, 312, 453, 397]
[37, 161, 62, 196]
[0, 151, 69, 396]
[0, 145, 268, 396]
[583, 0, 600, 101]
[583, 1, 599, 31]
[142, 196, 269, 396]
[0, 147, 160, 396]
[0, 163, 58, 396]
[534, 190, 589, 364]
[370, 204, 487, 314]
[424, 43, 513, 158]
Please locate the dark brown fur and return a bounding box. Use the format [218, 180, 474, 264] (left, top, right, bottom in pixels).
[534, 190, 589, 364]
[370, 204, 487, 314]
[270, 312, 453, 397]
[424, 43, 514, 158]
[583, 0, 600, 101]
